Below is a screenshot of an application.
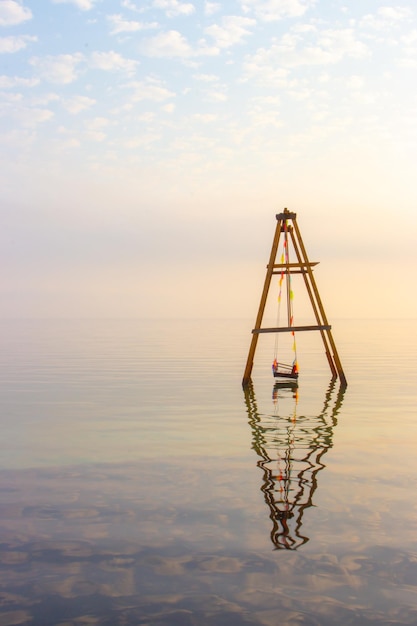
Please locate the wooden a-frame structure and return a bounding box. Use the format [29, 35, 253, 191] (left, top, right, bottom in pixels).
[242, 209, 347, 387]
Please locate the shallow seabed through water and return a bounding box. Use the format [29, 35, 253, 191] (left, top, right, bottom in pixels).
[0, 318, 416, 625]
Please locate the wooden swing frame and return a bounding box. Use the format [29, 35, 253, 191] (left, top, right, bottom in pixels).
[242, 209, 347, 387]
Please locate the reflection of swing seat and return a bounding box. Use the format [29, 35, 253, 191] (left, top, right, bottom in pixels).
[273, 380, 298, 391]
[272, 361, 299, 380]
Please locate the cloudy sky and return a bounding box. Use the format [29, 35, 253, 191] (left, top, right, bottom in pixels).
[1, 0, 416, 319]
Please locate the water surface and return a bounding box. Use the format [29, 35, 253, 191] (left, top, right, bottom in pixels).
[0, 318, 416, 625]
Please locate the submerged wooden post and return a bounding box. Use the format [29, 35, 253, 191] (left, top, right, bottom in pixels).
[242, 209, 347, 387]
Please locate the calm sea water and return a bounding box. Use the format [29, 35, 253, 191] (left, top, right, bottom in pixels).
[0, 318, 416, 625]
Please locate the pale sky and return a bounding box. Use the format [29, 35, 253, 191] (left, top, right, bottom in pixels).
[1, 0, 416, 319]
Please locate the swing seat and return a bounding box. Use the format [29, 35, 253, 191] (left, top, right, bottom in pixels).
[272, 360, 299, 380]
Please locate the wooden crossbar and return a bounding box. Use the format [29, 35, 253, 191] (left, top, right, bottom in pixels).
[252, 325, 331, 334]
[269, 262, 318, 268]
[272, 270, 310, 275]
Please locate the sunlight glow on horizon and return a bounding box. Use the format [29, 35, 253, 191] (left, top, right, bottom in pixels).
[1, 0, 417, 319]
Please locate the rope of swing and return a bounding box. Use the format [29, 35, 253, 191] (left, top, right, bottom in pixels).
[274, 222, 286, 361]
[273, 220, 299, 372]
[287, 232, 298, 373]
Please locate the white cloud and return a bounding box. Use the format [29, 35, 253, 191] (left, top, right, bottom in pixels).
[193, 113, 218, 122]
[123, 133, 162, 149]
[243, 27, 369, 83]
[252, 94, 280, 105]
[242, 52, 289, 85]
[1, 105, 54, 128]
[286, 85, 311, 100]
[0, 128, 34, 160]
[30, 92, 60, 106]
[0, 1, 32, 26]
[88, 116, 109, 130]
[152, 0, 195, 18]
[401, 29, 417, 46]
[51, 0, 98, 10]
[125, 77, 176, 102]
[377, 6, 412, 22]
[30, 53, 83, 84]
[317, 72, 330, 83]
[205, 16, 256, 48]
[398, 56, 417, 68]
[346, 75, 364, 90]
[398, 28, 417, 68]
[58, 120, 108, 144]
[121, 0, 139, 10]
[85, 130, 106, 142]
[140, 30, 193, 57]
[292, 22, 316, 34]
[140, 30, 218, 58]
[62, 95, 96, 114]
[238, 0, 316, 22]
[193, 73, 219, 82]
[63, 137, 82, 148]
[0, 75, 39, 88]
[24, 108, 54, 126]
[0, 91, 22, 105]
[304, 29, 368, 64]
[205, 2, 220, 16]
[360, 6, 412, 31]
[84, 116, 109, 141]
[248, 95, 281, 125]
[137, 112, 155, 122]
[90, 51, 138, 76]
[107, 14, 159, 35]
[0, 35, 37, 54]
[206, 88, 228, 102]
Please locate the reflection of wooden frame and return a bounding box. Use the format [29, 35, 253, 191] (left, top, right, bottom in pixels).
[242, 209, 347, 387]
[244, 380, 346, 550]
